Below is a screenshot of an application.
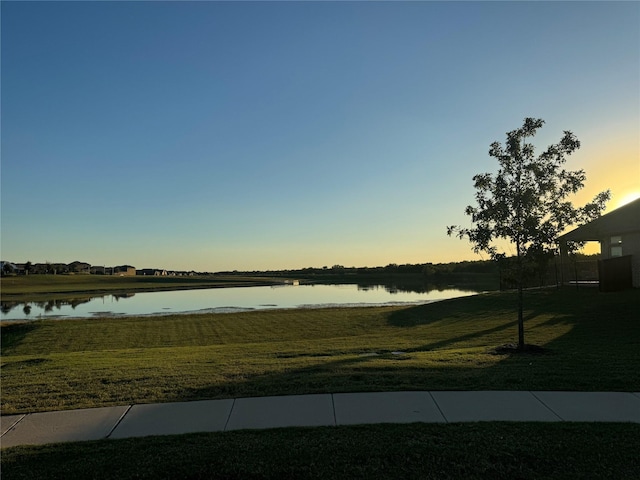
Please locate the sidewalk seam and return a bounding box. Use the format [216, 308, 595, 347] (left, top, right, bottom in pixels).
[428, 392, 449, 423]
[223, 399, 236, 432]
[330, 394, 337, 426]
[1, 414, 27, 438]
[530, 392, 564, 421]
[106, 405, 133, 439]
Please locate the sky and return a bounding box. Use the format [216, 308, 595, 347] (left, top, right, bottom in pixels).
[1, 1, 639, 272]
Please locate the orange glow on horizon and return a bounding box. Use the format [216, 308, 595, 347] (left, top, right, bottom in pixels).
[571, 129, 638, 214]
[614, 191, 640, 210]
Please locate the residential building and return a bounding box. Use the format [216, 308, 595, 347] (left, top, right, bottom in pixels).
[558, 198, 640, 290]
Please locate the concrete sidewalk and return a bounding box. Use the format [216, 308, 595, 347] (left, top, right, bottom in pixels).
[2, 391, 639, 448]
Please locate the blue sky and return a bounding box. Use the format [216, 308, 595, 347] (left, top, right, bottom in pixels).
[2, 1, 639, 271]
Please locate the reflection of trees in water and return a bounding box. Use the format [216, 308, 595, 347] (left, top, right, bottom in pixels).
[1, 302, 15, 314]
[68, 298, 93, 309]
[357, 281, 433, 294]
[113, 293, 136, 300]
[355, 276, 498, 294]
[357, 282, 438, 294]
[1, 295, 125, 316]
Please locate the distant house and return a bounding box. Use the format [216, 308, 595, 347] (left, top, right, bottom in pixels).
[14, 263, 27, 274]
[113, 265, 136, 276]
[69, 261, 91, 273]
[558, 198, 640, 290]
[137, 268, 167, 276]
[29, 263, 68, 274]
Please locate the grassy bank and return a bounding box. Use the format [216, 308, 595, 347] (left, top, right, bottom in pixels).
[0, 274, 286, 302]
[3, 423, 639, 480]
[2, 288, 638, 414]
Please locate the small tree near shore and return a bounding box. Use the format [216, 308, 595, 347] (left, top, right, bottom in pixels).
[447, 117, 609, 350]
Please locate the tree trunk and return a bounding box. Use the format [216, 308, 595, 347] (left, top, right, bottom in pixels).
[517, 280, 525, 350]
[515, 137, 525, 350]
[516, 240, 525, 350]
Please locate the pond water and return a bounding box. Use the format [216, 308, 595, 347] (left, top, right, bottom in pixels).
[1, 283, 487, 321]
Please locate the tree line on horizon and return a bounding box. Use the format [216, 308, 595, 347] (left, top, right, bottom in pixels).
[218, 252, 600, 284]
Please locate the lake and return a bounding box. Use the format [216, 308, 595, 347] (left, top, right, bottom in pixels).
[0, 283, 488, 321]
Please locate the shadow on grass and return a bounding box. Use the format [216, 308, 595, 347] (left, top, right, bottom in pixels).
[3, 423, 640, 480]
[0, 322, 40, 353]
[386, 288, 599, 328]
[3, 288, 638, 413]
[169, 288, 640, 401]
[386, 292, 515, 327]
[401, 320, 519, 354]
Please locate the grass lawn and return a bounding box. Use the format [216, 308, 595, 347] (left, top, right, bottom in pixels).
[2, 423, 639, 480]
[1, 287, 639, 479]
[0, 274, 284, 302]
[1, 287, 638, 414]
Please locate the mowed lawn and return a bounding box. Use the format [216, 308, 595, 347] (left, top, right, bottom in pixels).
[0, 274, 279, 301]
[3, 423, 639, 480]
[1, 288, 639, 414]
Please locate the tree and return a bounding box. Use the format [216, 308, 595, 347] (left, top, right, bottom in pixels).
[447, 117, 610, 350]
[1, 262, 15, 276]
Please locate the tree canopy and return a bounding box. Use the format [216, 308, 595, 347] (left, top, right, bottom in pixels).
[448, 117, 609, 349]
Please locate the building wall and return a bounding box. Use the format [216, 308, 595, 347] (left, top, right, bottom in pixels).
[601, 232, 640, 287]
[627, 232, 640, 288]
[114, 266, 136, 276]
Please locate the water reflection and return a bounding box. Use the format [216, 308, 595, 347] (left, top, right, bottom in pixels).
[354, 279, 496, 295]
[1, 294, 135, 317]
[1, 282, 492, 321]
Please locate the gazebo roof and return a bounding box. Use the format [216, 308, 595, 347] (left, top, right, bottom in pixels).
[558, 197, 640, 242]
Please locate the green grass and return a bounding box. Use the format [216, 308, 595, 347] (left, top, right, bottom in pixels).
[2, 288, 639, 478]
[2, 288, 638, 414]
[0, 274, 284, 301]
[2, 423, 639, 479]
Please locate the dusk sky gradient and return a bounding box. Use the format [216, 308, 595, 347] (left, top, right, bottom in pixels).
[2, 1, 639, 272]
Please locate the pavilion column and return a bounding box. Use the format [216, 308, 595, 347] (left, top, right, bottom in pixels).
[559, 239, 570, 286]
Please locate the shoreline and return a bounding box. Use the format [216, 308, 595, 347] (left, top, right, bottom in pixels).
[0, 278, 293, 303]
[0, 298, 455, 325]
